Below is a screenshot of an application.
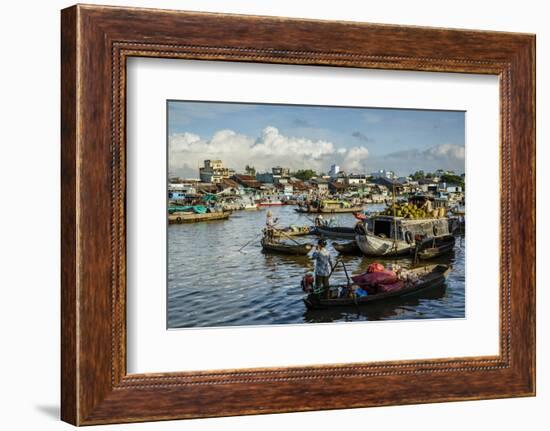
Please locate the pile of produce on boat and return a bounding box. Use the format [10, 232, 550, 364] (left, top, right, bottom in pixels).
[381, 202, 445, 219]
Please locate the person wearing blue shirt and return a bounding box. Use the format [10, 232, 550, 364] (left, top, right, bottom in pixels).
[311, 239, 333, 294]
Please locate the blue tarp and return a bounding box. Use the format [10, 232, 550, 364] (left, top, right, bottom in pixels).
[168, 205, 208, 214]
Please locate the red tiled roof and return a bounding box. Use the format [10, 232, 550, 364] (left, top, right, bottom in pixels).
[232, 174, 262, 189]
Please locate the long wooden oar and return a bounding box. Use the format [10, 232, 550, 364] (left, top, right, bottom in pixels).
[341, 259, 354, 286]
[272, 227, 302, 245]
[328, 256, 341, 278]
[237, 231, 263, 253]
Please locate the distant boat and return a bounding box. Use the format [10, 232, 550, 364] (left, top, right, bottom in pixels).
[257, 198, 284, 206]
[168, 210, 230, 224]
[303, 264, 451, 309]
[296, 199, 364, 214]
[242, 202, 259, 210]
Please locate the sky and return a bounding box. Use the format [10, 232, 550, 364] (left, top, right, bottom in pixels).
[168, 100, 465, 179]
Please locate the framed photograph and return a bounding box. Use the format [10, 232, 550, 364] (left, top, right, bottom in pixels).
[61, 4, 536, 425]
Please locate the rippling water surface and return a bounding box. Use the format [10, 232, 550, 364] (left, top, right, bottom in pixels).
[167, 205, 465, 328]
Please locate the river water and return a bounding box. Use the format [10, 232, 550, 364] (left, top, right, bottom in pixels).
[167, 205, 465, 328]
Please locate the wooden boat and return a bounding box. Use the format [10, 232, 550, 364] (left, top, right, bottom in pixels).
[257, 199, 283, 206]
[295, 205, 364, 214]
[315, 225, 357, 239]
[261, 238, 313, 255]
[303, 264, 450, 309]
[355, 233, 413, 256]
[168, 211, 230, 224]
[332, 241, 361, 255]
[242, 203, 259, 210]
[416, 235, 455, 260]
[355, 215, 451, 257]
[318, 205, 364, 214]
[295, 199, 363, 214]
[272, 225, 312, 238]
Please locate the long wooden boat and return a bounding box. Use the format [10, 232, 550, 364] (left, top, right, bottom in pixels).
[303, 264, 450, 309]
[168, 211, 230, 224]
[261, 238, 313, 255]
[318, 205, 364, 214]
[416, 235, 455, 260]
[295, 205, 364, 214]
[257, 199, 284, 206]
[315, 225, 357, 239]
[332, 241, 361, 255]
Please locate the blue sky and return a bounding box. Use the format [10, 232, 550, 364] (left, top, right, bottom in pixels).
[168, 100, 465, 178]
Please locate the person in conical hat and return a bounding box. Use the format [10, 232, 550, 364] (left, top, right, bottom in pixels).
[265, 210, 278, 241]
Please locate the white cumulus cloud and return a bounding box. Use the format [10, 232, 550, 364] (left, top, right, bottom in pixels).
[424, 143, 465, 160]
[169, 126, 356, 177]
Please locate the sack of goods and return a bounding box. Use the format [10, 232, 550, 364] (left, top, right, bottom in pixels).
[366, 262, 385, 273]
[352, 263, 398, 287]
[377, 280, 405, 293]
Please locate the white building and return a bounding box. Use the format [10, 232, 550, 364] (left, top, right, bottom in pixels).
[347, 174, 368, 185]
[370, 169, 396, 179]
[329, 164, 340, 178]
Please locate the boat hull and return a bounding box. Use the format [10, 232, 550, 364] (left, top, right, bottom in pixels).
[168, 211, 230, 224]
[315, 225, 356, 239]
[258, 201, 283, 206]
[295, 206, 363, 214]
[319, 206, 364, 214]
[355, 233, 413, 256]
[304, 264, 450, 309]
[417, 235, 456, 260]
[332, 241, 361, 255]
[261, 239, 313, 255]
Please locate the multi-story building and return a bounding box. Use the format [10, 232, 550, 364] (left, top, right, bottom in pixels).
[199, 160, 234, 183]
[272, 166, 290, 177]
[329, 164, 340, 178]
[347, 174, 369, 185]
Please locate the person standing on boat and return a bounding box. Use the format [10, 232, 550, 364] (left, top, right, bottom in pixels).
[311, 239, 333, 295]
[264, 210, 278, 241]
[314, 214, 324, 227]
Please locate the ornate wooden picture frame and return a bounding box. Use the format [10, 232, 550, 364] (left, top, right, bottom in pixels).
[61, 4, 535, 425]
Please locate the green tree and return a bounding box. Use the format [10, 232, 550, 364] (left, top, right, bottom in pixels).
[245, 165, 256, 176]
[292, 169, 317, 181]
[411, 170, 425, 181]
[440, 173, 465, 190]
